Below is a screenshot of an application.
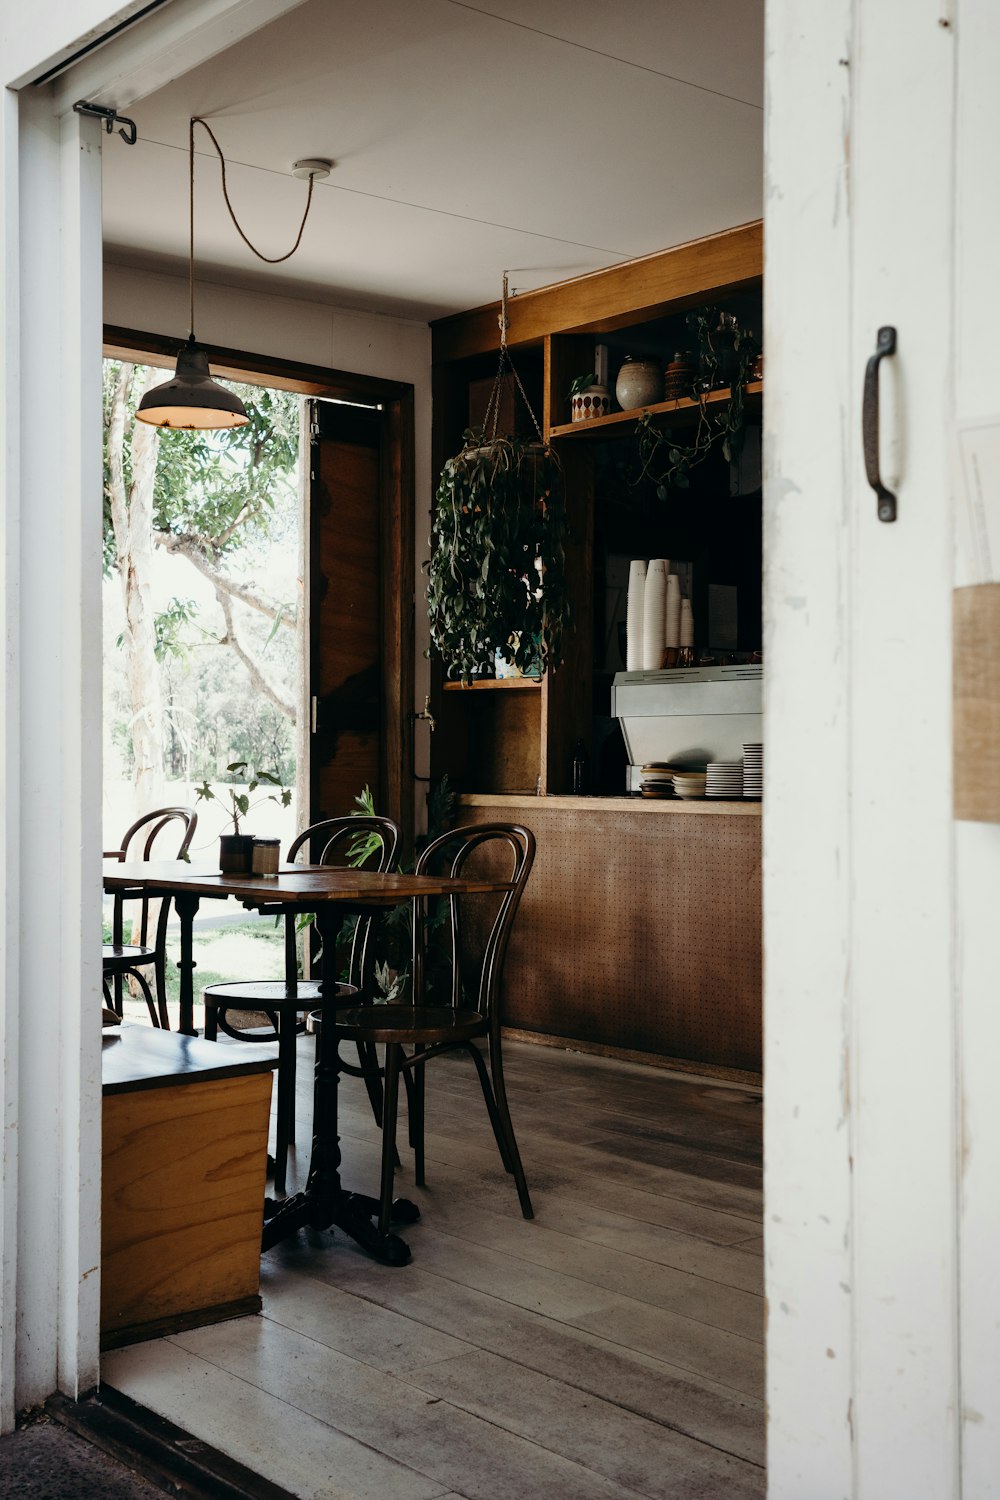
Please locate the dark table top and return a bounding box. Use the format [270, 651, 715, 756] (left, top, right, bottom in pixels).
[103, 860, 514, 905]
[102, 1023, 278, 1095]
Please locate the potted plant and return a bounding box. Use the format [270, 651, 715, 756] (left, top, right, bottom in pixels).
[425, 431, 570, 684]
[568, 371, 611, 423]
[195, 761, 292, 873]
[633, 305, 759, 496]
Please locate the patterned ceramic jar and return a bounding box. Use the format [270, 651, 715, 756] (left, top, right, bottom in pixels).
[571, 384, 611, 422]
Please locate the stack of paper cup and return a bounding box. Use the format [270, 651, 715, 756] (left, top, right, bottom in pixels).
[643, 560, 668, 669]
[626, 560, 647, 671]
[680, 598, 694, 648]
[665, 574, 681, 649]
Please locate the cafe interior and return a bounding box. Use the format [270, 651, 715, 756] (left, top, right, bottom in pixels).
[90, 2, 766, 1495]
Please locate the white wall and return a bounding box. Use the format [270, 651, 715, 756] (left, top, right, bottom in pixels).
[2, 1, 151, 87]
[103, 260, 434, 803]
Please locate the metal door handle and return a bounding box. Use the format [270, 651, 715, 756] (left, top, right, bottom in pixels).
[863, 326, 897, 522]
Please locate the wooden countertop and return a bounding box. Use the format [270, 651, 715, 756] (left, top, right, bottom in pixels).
[102, 1023, 278, 1095]
[457, 793, 762, 816]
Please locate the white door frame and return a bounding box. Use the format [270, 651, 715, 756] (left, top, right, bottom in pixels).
[0, 0, 309, 1429]
[763, 2, 979, 1495]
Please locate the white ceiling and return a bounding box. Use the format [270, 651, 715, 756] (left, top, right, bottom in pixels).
[102, 0, 764, 323]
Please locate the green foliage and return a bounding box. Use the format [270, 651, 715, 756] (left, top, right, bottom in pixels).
[194, 761, 292, 834]
[425, 434, 570, 683]
[568, 372, 600, 398]
[102, 362, 300, 578]
[333, 778, 456, 1000]
[633, 306, 758, 497]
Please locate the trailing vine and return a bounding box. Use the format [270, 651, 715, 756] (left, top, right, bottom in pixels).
[634, 306, 758, 498]
[425, 432, 569, 683]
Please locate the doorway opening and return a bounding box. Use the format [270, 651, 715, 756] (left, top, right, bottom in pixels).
[102, 333, 414, 1027]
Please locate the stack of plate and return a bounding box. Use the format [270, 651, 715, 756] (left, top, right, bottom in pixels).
[743, 743, 763, 800]
[671, 770, 707, 800]
[640, 763, 675, 798]
[705, 761, 744, 799]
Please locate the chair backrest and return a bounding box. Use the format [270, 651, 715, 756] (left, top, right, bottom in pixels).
[286, 815, 400, 996]
[106, 806, 198, 948]
[413, 823, 534, 1033]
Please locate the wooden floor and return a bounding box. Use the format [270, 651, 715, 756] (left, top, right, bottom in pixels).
[103, 1038, 764, 1500]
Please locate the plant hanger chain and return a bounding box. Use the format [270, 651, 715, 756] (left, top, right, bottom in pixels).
[478, 271, 544, 446]
[188, 115, 317, 337]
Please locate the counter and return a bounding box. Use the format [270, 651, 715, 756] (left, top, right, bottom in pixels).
[458, 794, 762, 1077]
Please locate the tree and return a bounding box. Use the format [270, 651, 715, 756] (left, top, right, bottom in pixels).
[103, 360, 301, 816]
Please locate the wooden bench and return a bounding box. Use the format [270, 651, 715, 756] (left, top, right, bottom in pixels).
[101, 1024, 276, 1349]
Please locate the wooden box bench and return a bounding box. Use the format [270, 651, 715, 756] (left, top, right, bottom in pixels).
[101, 1024, 276, 1349]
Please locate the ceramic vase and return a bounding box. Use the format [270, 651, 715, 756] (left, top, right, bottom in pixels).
[615, 358, 664, 410]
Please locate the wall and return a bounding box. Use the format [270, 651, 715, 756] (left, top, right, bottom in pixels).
[103, 260, 434, 810]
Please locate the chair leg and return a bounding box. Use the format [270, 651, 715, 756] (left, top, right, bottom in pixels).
[412, 1044, 426, 1187]
[487, 1035, 533, 1221]
[357, 1038, 386, 1129]
[131, 969, 160, 1028]
[378, 1043, 402, 1236]
[203, 1001, 219, 1042]
[273, 1014, 298, 1196]
[154, 950, 170, 1029]
[465, 1042, 513, 1173]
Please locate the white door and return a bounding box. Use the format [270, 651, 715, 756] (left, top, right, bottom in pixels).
[765, 1, 1000, 1494]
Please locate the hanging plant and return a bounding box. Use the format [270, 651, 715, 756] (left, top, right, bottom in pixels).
[426, 432, 568, 682]
[634, 306, 758, 497]
[425, 274, 570, 683]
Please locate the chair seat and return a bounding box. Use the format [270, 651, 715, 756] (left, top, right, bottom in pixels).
[202, 979, 357, 1010]
[102, 943, 156, 971]
[319, 1004, 488, 1046]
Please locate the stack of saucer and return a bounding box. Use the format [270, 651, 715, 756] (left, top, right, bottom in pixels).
[742, 743, 763, 800]
[705, 761, 744, 799]
[671, 769, 707, 800]
[640, 763, 675, 798]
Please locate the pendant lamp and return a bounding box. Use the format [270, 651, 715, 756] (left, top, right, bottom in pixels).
[137, 119, 328, 430]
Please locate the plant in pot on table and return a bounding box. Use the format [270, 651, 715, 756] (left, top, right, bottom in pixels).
[195, 762, 292, 874]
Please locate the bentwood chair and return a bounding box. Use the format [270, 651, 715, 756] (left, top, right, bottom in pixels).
[318, 823, 535, 1235]
[202, 815, 400, 1194]
[103, 806, 198, 1028]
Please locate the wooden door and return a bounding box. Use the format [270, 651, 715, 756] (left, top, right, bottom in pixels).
[308, 396, 410, 834]
[765, 2, 973, 1495]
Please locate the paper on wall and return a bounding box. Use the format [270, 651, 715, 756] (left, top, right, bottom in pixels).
[956, 416, 1000, 586]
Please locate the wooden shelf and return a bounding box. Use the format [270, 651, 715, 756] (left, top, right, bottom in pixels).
[443, 677, 542, 692]
[548, 381, 763, 441]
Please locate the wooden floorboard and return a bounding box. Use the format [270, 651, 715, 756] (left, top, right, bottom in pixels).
[104, 1039, 764, 1499]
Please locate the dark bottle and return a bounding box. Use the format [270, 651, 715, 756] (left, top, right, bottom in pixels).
[571, 737, 590, 795]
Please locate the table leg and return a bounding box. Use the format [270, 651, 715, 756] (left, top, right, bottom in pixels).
[173, 890, 201, 1036]
[260, 904, 413, 1265]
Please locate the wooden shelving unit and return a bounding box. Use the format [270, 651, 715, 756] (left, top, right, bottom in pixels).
[430, 220, 763, 799]
[548, 381, 763, 442]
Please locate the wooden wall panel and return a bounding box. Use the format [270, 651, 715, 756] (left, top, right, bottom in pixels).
[460, 800, 762, 1072]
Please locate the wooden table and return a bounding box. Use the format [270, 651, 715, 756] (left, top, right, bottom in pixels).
[102, 860, 514, 1265]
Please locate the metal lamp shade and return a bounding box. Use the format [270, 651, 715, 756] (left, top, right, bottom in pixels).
[135, 339, 249, 430]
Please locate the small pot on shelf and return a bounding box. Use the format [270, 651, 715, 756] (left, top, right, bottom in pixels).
[219, 833, 254, 874]
[570, 382, 611, 423]
[615, 357, 664, 411]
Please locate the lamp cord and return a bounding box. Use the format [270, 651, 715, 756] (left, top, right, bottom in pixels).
[188, 115, 317, 337]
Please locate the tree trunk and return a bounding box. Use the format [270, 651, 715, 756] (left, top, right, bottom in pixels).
[107, 363, 164, 818]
